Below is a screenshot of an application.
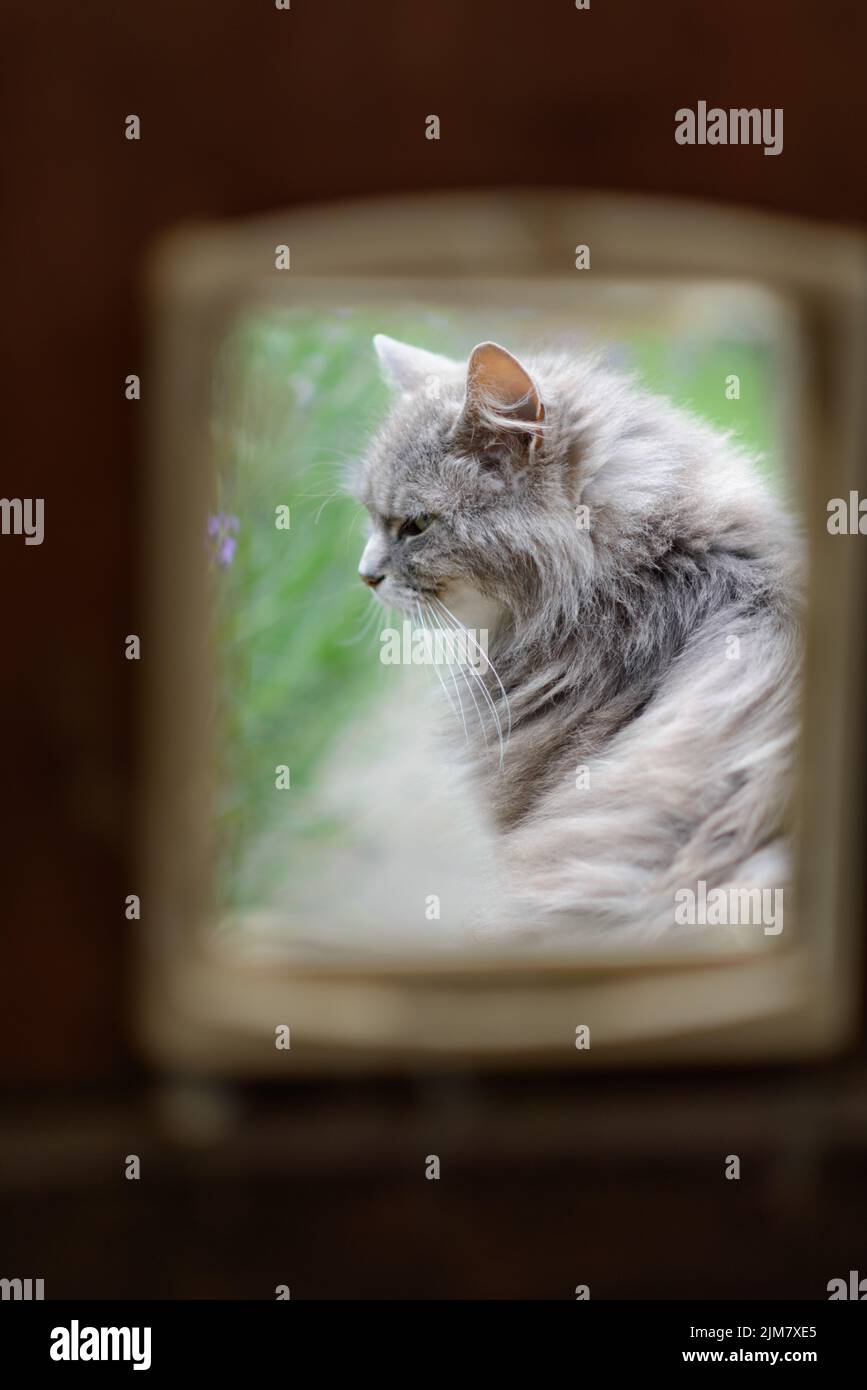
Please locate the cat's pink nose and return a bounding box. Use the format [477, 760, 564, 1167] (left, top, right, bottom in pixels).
[360, 571, 384, 588]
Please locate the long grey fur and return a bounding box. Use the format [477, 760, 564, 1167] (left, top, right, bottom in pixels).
[352, 336, 802, 941]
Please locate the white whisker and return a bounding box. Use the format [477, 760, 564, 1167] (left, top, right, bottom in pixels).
[312, 486, 348, 525]
[342, 592, 384, 646]
[416, 601, 464, 733]
[426, 601, 484, 748]
[432, 597, 508, 767]
[345, 508, 367, 546]
[433, 595, 513, 743]
[426, 602, 490, 750]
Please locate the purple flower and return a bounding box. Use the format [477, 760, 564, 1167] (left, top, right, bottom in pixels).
[207, 513, 240, 566]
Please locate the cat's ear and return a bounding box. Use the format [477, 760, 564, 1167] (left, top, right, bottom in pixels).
[373, 334, 459, 393]
[453, 344, 545, 477]
[464, 342, 545, 431]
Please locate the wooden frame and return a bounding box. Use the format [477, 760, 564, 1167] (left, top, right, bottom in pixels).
[138, 189, 867, 1073]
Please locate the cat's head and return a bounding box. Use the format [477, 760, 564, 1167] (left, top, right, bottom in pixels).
[353, 335, 581, 632]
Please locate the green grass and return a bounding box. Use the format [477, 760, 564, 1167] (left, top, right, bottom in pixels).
[210, 305, 778, 912]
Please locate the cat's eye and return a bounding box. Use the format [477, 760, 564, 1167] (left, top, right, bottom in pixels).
[398, 514, 433, 539]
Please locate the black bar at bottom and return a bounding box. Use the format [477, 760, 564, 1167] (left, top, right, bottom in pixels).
[0, 1299, 861, 1374]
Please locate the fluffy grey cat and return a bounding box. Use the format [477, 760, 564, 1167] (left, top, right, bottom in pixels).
[352, 334, 802, 941]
